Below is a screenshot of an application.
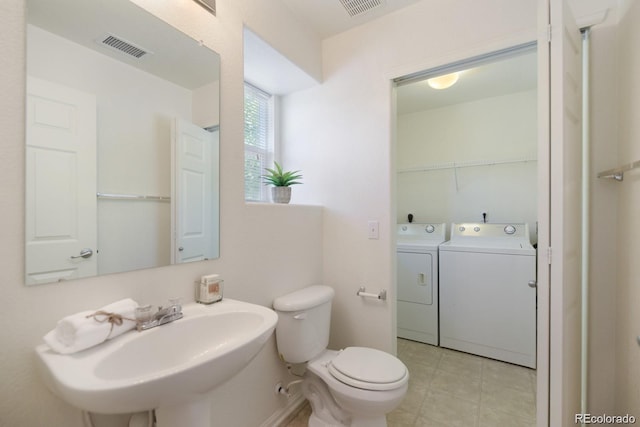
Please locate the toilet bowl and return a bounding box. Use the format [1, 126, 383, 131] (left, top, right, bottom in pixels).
[306, 348, 408, 426]
[273, 286, 408, 427]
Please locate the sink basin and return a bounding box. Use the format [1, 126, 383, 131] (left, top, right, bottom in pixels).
[35, 299, 277, 418]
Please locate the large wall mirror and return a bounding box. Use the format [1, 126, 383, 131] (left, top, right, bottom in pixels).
[25, 0, 221, 285]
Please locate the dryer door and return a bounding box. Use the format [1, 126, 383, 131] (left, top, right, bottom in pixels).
[397, 251, 432, 304]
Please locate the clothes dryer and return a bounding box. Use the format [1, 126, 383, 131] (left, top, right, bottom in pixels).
[439, 223, 536, 368]
[396, 223, 446, 345]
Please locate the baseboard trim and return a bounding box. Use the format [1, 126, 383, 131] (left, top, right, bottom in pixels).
[259, 392, 306, 427]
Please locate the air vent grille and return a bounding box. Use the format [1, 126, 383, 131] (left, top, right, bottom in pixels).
[339, 0, 383, 17]
[98, 34, 150, 59]
[193, 0, 216, 15]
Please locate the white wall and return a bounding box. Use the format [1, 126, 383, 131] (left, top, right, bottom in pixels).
[281, 0, 538, 353]
[0, 0, 324, 426]
[580, 0, 640, 417]
[614, 0, 640, 416]
[397, 90, 537, 235]
[585, 21, 619, 415]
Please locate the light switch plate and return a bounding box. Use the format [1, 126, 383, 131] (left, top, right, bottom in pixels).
[368, 221, 379, 239]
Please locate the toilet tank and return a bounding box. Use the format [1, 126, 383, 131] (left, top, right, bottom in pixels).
[273, 285, 335, 364]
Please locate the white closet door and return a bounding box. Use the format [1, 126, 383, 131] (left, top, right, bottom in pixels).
[25, 77, 97, 284]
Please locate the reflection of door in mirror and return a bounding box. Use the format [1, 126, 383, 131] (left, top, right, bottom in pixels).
[25, 0, 221, 285]
[26, 77, 98, 285]
[172, 119, 220, 263]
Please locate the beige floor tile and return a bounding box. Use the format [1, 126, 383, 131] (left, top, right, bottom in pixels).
[397, 338, 411, 351]
[528, 369, 537, 394]
[478, 405, 536, 427]
[399, 340, 443, 370]
[482, 358, 535, 394]
[481, 380, 536, 419]
[436, 349, 483, 380]
[405, 362, 435, 388]
[411, 415, 455, 427]
[387, 407, 418, 427]
[418, 389, 479, 426]
[397, 380, 428, 413]
[430, 369, 482, 403]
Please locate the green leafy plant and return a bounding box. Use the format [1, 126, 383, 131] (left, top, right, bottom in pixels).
[262, 161, 303, 187]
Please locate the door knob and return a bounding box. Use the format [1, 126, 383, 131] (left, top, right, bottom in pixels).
[178, 247, 184, 252]
[528, 280, 537, 288]
[70, 248, 93, 259]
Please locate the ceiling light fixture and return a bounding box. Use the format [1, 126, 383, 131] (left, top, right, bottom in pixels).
[427, 72, 460, 90]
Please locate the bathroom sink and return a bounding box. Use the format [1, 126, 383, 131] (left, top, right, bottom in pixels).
[35, 299, 277, 419]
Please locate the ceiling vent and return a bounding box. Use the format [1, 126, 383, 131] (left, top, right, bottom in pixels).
[193, 0, 216, 15]
[96, 34, 151, 59]
[339, 0, 384, 17]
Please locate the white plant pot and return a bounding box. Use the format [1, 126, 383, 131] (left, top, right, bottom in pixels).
[271, 186, 292, 204]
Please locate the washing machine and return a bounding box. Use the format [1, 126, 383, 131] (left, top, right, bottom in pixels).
[396, 223, 446, 346]
[439, 223, 536, 368]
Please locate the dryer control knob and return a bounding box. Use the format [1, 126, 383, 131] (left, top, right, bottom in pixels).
[504, 225, 516, 235]
[458, 226, 466, 232]
[425, 225, 435, 233]
[473, 226, 481, 232]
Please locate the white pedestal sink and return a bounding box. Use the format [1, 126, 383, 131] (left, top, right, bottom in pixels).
[35, 299, 278, 427]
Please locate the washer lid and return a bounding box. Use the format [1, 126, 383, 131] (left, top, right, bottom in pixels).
[328, 347, 408, 391]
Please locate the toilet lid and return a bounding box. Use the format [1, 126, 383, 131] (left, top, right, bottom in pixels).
[327, 347, 408, 391]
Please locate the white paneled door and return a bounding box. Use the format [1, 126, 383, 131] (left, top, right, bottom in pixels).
[172, 119, 217, 264]
[25, 77, 98, 284]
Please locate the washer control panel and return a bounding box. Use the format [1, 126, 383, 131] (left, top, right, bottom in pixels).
[450, 223, 529, 240]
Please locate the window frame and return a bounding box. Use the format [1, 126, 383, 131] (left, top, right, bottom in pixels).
[244, 82, 275, 202]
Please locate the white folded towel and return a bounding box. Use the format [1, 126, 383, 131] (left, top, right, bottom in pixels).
[43, 298, 139, 354]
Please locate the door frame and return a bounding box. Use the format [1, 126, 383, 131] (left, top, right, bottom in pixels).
[545, 0, 585, 424]
[388, 34, 550, 426]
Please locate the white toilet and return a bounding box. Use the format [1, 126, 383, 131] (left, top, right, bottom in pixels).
[273, 285, 408, 427]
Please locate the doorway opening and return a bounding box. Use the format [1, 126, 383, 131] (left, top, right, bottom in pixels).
[391, 42, 544, 426]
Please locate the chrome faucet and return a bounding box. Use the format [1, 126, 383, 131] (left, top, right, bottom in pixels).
[135, 299, 183, 331]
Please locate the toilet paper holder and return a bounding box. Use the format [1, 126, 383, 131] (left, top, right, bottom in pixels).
[357, 286, 387, 301]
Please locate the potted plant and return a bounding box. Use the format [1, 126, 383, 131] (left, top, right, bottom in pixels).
[262, 161, 303, 204]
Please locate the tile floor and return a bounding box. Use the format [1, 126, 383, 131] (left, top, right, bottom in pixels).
[284, 338, 536, 427]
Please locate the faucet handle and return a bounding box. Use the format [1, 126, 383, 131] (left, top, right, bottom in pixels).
[168, 298, 182, 313]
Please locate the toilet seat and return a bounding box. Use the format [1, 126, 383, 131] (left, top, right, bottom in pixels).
[327, 347, 408, 391]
